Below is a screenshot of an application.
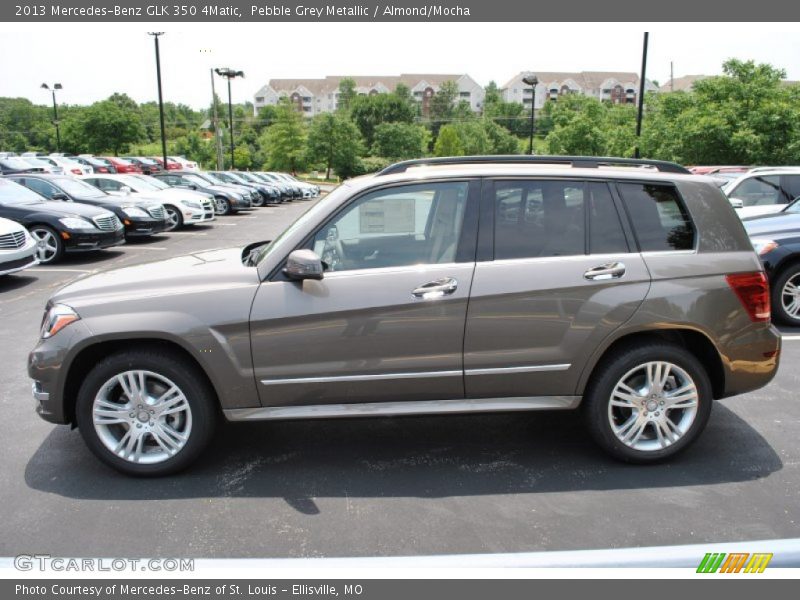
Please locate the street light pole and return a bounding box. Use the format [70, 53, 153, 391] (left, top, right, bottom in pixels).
[214, 68, 245, 169]
[148, 32, 169, 171]
[522, 73, 538, 155]
[635, 31, 650, 159]
[210, 69, 224, 170]
[40, 83, 62, 152]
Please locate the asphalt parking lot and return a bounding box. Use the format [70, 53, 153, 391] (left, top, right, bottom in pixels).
[1, 199, 799, 559]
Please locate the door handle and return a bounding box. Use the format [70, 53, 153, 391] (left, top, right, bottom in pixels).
[412, 277, 458, 299]
[584, 262, 626, 281]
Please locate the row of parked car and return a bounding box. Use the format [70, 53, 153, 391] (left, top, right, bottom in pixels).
[0, 152, 197, 176]
[0, 162, 320, 272]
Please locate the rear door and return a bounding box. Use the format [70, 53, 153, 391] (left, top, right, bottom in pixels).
[463, 178, 651, 400]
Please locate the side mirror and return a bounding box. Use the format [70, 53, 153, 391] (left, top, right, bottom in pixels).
[729, 197, 744, 209]
[120, 186, 132, 195]
[51, 193, 69, 201]
[189, 185, 198, 190]
[283, 249, 324, 281]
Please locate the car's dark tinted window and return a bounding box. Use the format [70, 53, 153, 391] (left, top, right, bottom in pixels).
[494, 180, 585, 259]
[23, 178, 58, 199]
[782, 175, 800, 201]
[588, 182, 629, 254]
[618, 183, 695, 251]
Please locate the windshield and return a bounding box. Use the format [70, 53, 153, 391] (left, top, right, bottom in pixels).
[0, 179, 45, 204]
[254, 183, 347, 265]
[200, 172, 227, 185]
[133, 175, 169, 190]
[118, 175, 159, 192]
[54, 177, 108, 198]
[185, 174, 211, 187]
[2, 157, 34, 169]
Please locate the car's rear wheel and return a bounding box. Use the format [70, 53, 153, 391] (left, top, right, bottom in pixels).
[582, 343, 712, 463]
[772, 264, 800, 325]
[163, 205, 183, 231]
[29, 225, 64, 264]
[75, 349, 217, 476]
[214, 196, 231, 215]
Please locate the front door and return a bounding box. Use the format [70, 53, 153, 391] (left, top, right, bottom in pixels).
[249, 180, 479, 407]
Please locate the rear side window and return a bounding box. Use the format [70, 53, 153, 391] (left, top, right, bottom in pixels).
[494, 180, 585, 259]
[617, 183, 695, 251]
[588, 182, 628, 254]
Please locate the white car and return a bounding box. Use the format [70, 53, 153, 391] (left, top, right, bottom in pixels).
[168, 156, 199, 171]
[0, 216, 38, 276]
[80, 174, 215, 230]
[48, 155, 93, 175]
[724, 168, 800, 219]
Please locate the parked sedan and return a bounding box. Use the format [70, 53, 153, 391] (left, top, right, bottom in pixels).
[100, 157, 142, 174]
[0, 216, 38, 275]
[151, 157, 182, 171]
[0, 178, 124, 264]
[0, 157, 44, 175]
[233, 172, 282, 204]
[82, 174, 215, 230]
[744, 200, 800, 325]
[74, 156, 116, 174]
[207, 171, 272, 206]
[152, 171, 251, 215]
[123, 157, 164, 175]
[6, 174, 168, 239]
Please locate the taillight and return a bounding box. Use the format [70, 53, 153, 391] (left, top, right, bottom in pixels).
[71, 168, 82, 175]
[726, 272, 770, 323]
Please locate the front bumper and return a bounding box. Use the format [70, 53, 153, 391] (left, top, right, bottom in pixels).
[0, 237, 38, 275]
[185, 202, 216, 223]
[123, 216, 169, 237]
[64, 228, 126, 252]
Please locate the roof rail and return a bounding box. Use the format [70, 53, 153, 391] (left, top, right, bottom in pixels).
[377, 155, 691, 175]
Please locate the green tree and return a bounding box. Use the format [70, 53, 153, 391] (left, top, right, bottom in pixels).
[306, 113, 364, 179]
[349, 94, 416, 146]
[337, 78, 357, 113]
[372, 122, 430, 160]
[429, 81, 459, 120]
[261, 99, 307, 172]
[63, 95, 145, 155]
[433, 124, 464, 156]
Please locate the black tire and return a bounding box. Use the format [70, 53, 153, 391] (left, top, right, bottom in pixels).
[75, 348, 217, 476]
[29, 225, 64, 264]
[163, 205, 183, 231]
[582, 342, 712, 463]
[251, 194, 265, 208]
[214, 196, 231, 216]
[771, 263, 800, 326]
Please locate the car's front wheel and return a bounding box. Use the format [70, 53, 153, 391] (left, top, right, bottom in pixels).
[163, 205, 183, 231]
[582, 342, 712, 463]
[29, 225, 64, 264]
[214, 196, 231, 215]
[75, 349, 217, 476]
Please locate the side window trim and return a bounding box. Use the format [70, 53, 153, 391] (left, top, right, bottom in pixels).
[269, 178, 480, 282]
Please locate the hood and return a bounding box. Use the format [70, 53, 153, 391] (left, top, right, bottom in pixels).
[51, 247, 259, 310]
[98, 194, 163, 209]
[27, 200, 115, 219]
[743, 212, 800, 239]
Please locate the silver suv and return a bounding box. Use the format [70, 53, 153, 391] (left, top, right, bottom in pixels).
[28, 156, 781, 476]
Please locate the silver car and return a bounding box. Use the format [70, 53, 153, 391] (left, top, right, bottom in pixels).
[28, 156, 781, 476]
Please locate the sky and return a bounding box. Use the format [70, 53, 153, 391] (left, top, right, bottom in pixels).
[1, 22, 800, 110]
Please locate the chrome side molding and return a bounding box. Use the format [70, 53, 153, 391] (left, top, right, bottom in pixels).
[224, 396, 581, 422]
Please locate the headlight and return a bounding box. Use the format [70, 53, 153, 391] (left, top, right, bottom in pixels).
[751, 238, 779, 256]
[40, 304, 80, 339]
[121, 207, 148, 218]
[58, 217, 96, 230]
[180, 200, 202, 210]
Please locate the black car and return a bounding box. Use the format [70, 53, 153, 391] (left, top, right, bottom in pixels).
[206, 171, 269, 206]
[234, 172, 282, 204]
[0, 157, 44, 175]
[123, 157, 164, 175]
[744, 201, 800, 325]
[0, 178, 125, 264]
[74, 156, 117, 174]
[5, 174, 169, 239]
[151, 171, 252, 215]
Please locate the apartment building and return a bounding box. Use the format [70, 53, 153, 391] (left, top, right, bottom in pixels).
[253, 74, 485, 117]
[501, 71, 658, 110]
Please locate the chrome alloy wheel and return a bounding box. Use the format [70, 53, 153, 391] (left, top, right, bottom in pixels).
[607, 361, 699, 451]
[30, 228, 59, 263]
[214, 197, 230, 215]
[92, 370, 193, 464]
[164, 206, 181, 231]
[780, 274, 800, 320]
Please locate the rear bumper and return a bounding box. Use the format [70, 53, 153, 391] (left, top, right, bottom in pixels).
[720, 323, 782, 398]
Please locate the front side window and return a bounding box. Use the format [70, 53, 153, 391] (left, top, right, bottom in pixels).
[494, 180, 586, 259]
[23, 178, 59, 199]
[311, 182, 469, 272]
[618, 183, 695, 251]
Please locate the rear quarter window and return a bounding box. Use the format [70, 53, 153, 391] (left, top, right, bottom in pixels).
[617, 182, 695, 252]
